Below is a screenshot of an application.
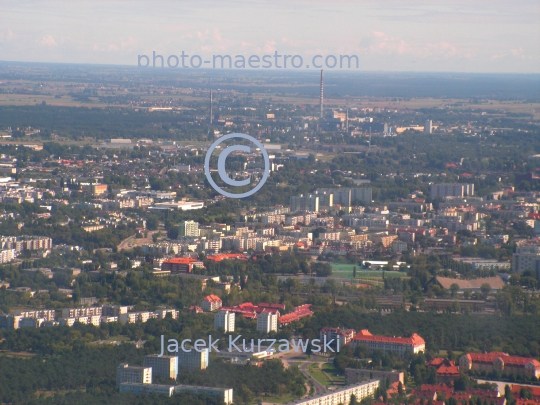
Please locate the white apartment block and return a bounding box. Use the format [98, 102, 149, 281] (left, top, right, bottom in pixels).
[62, 307, 103, 319]
[18, 309, 56, 321]
[144, 355, 178, 380]
[512, 244, 540, 274]
[119, 311, 155, 324]
[116, 364, 152, 386]
[430, 183, 475, 198]
[179, 220, 200, 237]
[120, 383, 174, 396]
[257, 311, 278, 333]
[214, 310, 235, 333]
[283, 379, 379, 405]
[0, 249, 17, 263]
[0, 236, 52, 252]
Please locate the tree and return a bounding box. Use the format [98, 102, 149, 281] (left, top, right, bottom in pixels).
[350, 394, 358, 405]
[146, 215, 159, 231]
[353, 266, 357, 279]
[480, 283, 492, 299]
[450, 283, 460, 298]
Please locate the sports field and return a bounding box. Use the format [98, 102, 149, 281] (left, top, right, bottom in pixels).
[330, 263, 407, 279]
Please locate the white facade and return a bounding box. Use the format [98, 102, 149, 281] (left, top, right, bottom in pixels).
[214, 310, 235, 333]
[282, 379, 379, 405]
[144, 355, 178, 380]
[116, 364, 152, 386]
[430, 183, 475, 198]
[256, 311, 278, 333]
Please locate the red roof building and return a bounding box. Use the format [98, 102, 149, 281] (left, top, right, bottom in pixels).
[459, 352, 540, 379]
[349, 329, 426, 356]
[279, 304, 313, 326]
[161, 257, 205, 274]
[201, 294, 222, 312]
[206, 253, 247, 262]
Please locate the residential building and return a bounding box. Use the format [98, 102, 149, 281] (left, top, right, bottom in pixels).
[174, 385, 233, 404]
[349, 329, 425, 356]
[119, 383, 174, 396]
[282, 379, 379, 405]
[161, 257, 205, 274]
[430, 183, 475, 198]
[320, 327, 356, 347]
[345, 368, 404, 385]
[178, 348, 209, 371]
[144, 355, 178, 380]
[214, 310, 235, 332]
[116, 364, 152, 387]
[179, 220, 200, 237]
[201, 294, 222, 312]
[459, 352, 540, 379]
[290, 194, 319, 212]
[424, 119, 433, 134]
[512, 244, 540, 275]
[257, 311, 278, 333]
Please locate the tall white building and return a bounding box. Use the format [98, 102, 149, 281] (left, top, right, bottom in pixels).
[256, 311, 278, 333]
[116, 364, 152, 387]
[179, 220, 200, 237]
[144, 355, 178, 380]
[214, 310, 235, 333]
[430, 183, 474, 198]
[424, 119, 432, 134]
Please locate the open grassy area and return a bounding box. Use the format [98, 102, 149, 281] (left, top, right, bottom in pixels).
[307, 363, 332, 387]
[258, 392, 303, 404]
[331, 263, 407, 278]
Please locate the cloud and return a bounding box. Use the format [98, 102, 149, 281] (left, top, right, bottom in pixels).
[40, 35, 57, 47]
[0, 29, 14, 42]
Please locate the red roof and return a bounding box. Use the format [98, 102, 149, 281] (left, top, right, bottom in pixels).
[206, 253, 247, 262]
[203, 294, 222, 303]
[163, 257, 200, 264]
[467, 352, 540, 369]
[352, 329, 425, 347]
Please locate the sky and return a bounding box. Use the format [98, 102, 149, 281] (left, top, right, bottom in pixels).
[0, 0, 538, 73]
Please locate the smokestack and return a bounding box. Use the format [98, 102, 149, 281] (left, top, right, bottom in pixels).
[346, 108, 349, 132]
[319, 69, 324, 119]
[209, 89, 213, 125]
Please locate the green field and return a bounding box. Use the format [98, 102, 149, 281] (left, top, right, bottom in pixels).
[330, 263, 407, 279]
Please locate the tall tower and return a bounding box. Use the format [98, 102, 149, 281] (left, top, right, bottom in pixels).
[209, 89, 213, 125]
[319, 69, 324, 119]
[346, 108, 349, 132]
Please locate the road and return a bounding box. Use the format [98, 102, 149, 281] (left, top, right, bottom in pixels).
[278, 351, 327, 396]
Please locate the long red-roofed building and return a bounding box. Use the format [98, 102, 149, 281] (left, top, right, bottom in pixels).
[161, 257, 205, 273]
[279, 304, 313, 326]
[459, 352, 540, 379]
[219, 302, 283, 320]
[206, 253, 247, 262]
[349, 329, 425, 356]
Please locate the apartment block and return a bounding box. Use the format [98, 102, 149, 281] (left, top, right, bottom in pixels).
[257, 311, 278, 333]
[283, 379, 379, 405]
[144, 355, 178, 380]
[214, 310, 235, 333]
[290, 194, 319, 213]
[116, 364, 152, 387]
[178, 349, 209, 371]
[430, 183, 474, 198]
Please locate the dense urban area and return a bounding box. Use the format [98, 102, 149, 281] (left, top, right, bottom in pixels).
[0, 63, 539, 405]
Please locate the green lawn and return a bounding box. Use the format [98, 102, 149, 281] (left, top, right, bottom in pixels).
[330, 263, 408, 279]
[307, 363, 332, 387]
